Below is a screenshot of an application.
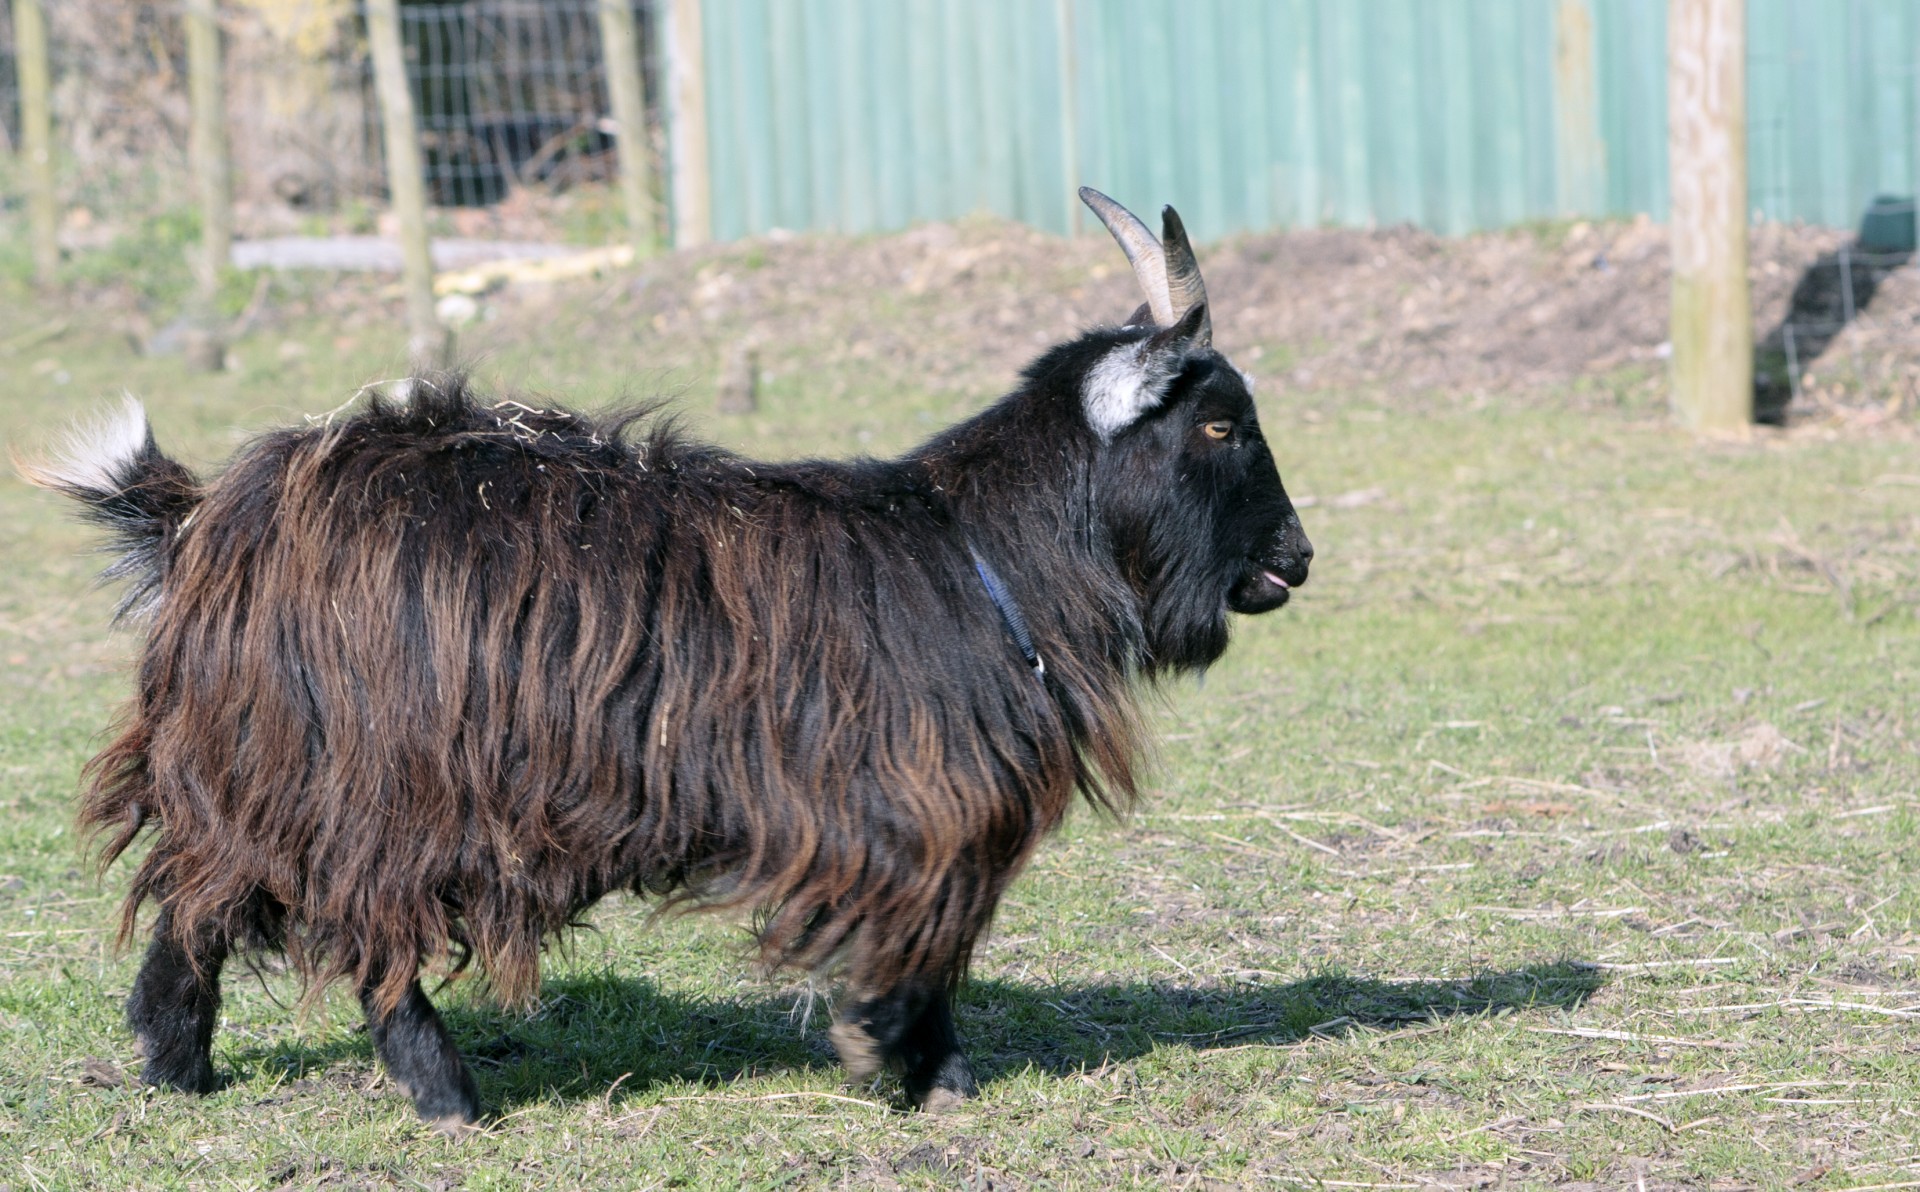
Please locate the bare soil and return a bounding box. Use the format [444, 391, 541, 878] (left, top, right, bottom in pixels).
[472, 213, 1918, 430]
[42, 204, 1920, 438]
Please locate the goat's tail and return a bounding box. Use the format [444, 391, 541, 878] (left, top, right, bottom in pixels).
[16, 397, 203, 618]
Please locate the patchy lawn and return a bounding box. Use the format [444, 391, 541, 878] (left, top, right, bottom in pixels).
[1, 224, 1917, 1190]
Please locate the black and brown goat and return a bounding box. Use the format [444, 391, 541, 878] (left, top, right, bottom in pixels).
[24, 190, 1311, 1131]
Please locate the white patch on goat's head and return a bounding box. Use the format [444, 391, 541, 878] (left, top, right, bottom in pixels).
[17, 394, 150, 495]
[1083, 339, 1182, 440]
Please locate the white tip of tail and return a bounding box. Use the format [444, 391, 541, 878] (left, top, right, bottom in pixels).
[17, 395, 151, 494]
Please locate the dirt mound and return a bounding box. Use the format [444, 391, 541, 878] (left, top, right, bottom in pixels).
[58, 199, 1920, 431]
[576, 213, 1914, 427]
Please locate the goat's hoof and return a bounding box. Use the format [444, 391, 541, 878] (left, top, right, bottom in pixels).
[906, 1051, 978, 1111]
[411, 1089, 483, 1136]
[918, 1086, 971, 1113]
[426, 1113, 483, 1140]
[137, 1054, 219, 1095]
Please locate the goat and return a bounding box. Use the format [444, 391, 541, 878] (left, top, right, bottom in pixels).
[23, 189, 1312, 1131]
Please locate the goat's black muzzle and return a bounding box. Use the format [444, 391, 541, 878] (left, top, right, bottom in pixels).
[1228, 518, 1313, 614]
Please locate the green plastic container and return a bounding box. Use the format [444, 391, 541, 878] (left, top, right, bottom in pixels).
[1858, 195, 1916, 254]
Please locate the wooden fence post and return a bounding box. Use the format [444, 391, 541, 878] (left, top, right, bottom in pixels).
[365, 0, 446, 364]
[664, 0, 709, 248]
[1056, 0, 1079, 236]
[184, 0, 232, 371]
[13, 0, 57, 286]
[1553, 0, 1604, 218]
[597, 0, 655, 258]
[1668, 0, 1752, 431]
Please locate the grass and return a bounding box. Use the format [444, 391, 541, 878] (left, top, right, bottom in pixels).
[0, 261, 1917, 1190]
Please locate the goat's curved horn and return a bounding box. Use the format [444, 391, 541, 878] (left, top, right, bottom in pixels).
[1079, 186, 1173, 327]
[1160, 206, 1212, 347]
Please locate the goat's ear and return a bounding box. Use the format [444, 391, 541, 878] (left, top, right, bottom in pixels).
[1082, 303, 1207, 440]
[1149, 301, 1209, 352]
[1122, 302, 1154, 328]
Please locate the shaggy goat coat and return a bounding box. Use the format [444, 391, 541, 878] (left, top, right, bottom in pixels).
[30, 191, 1314, 1123]
[67, 371, 1164, 1019]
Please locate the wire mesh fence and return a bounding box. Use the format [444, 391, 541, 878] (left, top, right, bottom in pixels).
[401, 0, 653, 209]
[0, 0, 658, 248]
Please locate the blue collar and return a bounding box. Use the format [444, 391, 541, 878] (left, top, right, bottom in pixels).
[968, 542, 1046, 682]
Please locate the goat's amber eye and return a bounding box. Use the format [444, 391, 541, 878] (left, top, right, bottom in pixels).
[1202, 421, 1233, 440]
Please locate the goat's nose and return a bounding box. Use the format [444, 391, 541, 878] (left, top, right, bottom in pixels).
[1297, 535, 1314, 565]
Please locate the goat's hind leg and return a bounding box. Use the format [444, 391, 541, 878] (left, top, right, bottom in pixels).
[127, 907, 228, 1094]
[360, 979, 482, 1135]
[830, 982, 979, 1112]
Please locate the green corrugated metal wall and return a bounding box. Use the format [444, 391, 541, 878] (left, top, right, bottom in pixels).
[687, 0, 1920, 243]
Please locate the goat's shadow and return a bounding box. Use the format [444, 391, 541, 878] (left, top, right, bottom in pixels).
[225, 961, 1602, 1111]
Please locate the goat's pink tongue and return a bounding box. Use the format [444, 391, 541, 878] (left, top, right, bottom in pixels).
[1263, 570, 1289, 589]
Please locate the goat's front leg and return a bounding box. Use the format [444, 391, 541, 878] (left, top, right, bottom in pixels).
[895, 990, 978, 1110]
[360, 979, 482, 1135]
[830, 981, 978, 1111]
